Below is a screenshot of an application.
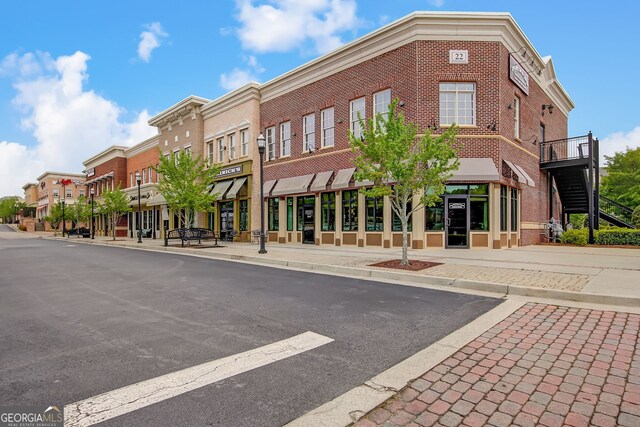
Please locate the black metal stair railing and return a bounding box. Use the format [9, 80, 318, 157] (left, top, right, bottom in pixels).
[540, 135, 590, 163]
[599, 195, 635, 227]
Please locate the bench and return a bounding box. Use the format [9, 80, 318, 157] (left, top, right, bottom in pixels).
[166, 228, 219, 247]
[251, 229, 261, 244]
[68, 227, 91, 238]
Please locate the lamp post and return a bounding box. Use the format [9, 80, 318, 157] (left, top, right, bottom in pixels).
[14, 201, 19, 224]
[136, 171, 142, 243]
[61, 187, 66, 238]
[90, 187, 95, 239]
[256, 134, 267, 254]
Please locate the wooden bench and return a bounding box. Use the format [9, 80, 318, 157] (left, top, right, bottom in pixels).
[166, 228, 219, 247]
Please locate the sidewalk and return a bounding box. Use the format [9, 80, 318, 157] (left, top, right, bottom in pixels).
[33, 230, 640, 307]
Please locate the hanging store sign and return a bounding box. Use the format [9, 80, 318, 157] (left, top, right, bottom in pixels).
[449, 202, 466, 209]
[509, 54, 529, 95]
[217, 165, 243, 177]
[85, 168, 95, 178]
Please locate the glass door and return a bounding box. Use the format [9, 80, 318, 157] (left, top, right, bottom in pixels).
[301, 196, 315, 244]
[220, 201, 234, 240]
[445, 196, 469, 248]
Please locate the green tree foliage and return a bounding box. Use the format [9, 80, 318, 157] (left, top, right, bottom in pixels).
[349, 98, 461, 265]
[601, 147, 640, 209]
[70, 195, 91, 232]
[633, 206, 640, 228]
[43, 202, 68, 234]
[0, 197, 20, 223]
[154, 150, 221, 228]
[98, 185, 132, 240]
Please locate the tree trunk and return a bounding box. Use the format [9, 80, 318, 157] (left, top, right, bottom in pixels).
[401, 216, 409, 266]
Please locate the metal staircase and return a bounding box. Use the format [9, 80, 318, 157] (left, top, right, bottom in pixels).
[539, 132, 635, 243]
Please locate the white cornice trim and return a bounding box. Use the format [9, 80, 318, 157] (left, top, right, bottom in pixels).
[124, 135, 159, 158]
[259, 11, 574, 115]
[148, 95, 210, 127]
[82, 145, 128, 169]
[36, 171, 86, 181]
[201, 83, 260, 119]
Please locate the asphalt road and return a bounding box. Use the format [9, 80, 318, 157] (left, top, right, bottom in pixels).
[0, 233, 500, 426]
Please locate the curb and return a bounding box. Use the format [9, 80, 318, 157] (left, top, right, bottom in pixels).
[41, 235, 640, 308]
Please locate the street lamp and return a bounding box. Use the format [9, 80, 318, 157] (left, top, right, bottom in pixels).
[136, 171, 142, 243]
[61, 187, 66, 238]
[256, 134, 267, 254]
[90, 187, 95, 239]
[14, 201, 19, 224]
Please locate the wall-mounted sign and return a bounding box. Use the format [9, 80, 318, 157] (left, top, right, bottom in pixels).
[217, 165, 243, 177]
[449, 50, 469, 64]
[449, 202, 466, 209]
[509, 54, 529, 95]
[86, 168, 95, 178]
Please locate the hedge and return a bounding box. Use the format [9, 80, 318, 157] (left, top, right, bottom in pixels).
[560, 228, 640, 246]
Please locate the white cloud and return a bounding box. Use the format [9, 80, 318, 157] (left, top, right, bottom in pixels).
[600, 126, 640, 166]
[235, 0, 360, 54]
[428, 0, 445, 7]
[219, 55, 264, 91]
[137, 22, 168, 62]
[0, 51, 156, 196]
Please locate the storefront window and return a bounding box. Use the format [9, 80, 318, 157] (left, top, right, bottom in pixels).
[469, 184, 488, 195]
[239, 200, 248, 232]
[511, 188, 518, 232]
[366, 195, 384, 231]
[321, 192, 336, 231]
[425, 199, 444, 230]
[444, 185, 468, 195]
[470, 196, 489, 231]
[342, 190, 358, 231]
[286, 197, 294, 231]
[268, 198, 279, 231]
[392, 201, 412, 231]
[500, 186, 508, 232]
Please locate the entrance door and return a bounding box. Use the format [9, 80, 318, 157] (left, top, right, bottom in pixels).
[220, 201, 234, 239]
[301, 197, 315, 244]
[445, 196, 469, 248]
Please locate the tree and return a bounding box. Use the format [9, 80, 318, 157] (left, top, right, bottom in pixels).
[154, 150, 221, 228]
[98, 185, 132, 240]
[601, 147, 640, 209]
[43, 202, 67, 235]
[0, 197, 20, 223]
[70, 195, 91, 233]
[349, 98, 461, 265]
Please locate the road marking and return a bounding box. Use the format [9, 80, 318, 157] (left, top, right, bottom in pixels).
[65, 331, 333, 426]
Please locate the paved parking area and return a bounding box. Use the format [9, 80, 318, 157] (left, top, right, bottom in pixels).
[354, 303, 640, 427]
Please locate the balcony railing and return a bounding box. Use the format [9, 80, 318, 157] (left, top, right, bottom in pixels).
[539, 135, 590, 164]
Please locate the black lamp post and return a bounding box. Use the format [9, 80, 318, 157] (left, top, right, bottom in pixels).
[61, 184, 66, 238]
[90, 187, 95, 239]
[256, 134, 267, 254]
[136, 171, 142, 243]
[14, 201, 19, 224]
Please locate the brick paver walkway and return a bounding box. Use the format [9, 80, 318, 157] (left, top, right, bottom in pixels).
[354, 303, 640, 427]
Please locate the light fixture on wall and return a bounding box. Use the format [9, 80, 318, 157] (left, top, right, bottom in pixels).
[507, 102, 513, 110]
[427, 118, 439, 131]
[523, 135, 538, 145]
[487, 120, 497, 132]
[398, 101, 405, 107]
[542, 104, 554, 116]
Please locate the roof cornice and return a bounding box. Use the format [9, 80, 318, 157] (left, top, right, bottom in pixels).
[201, 83, 261, 120]
[36, 171, 86, 181]
[259, 11, 574, 116]
[82, 145, 128, 169]
[148, 95, 211, 128]
[124, 135, 159, 158]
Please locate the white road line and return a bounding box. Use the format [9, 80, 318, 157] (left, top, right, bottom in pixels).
[64, 331, 333, 427]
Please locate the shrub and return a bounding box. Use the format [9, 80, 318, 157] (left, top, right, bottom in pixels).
[595, 228, 640, 246]
[633, 206, 640, 228]
[560, 229, 588, 246]
[19, 225, 26, 231]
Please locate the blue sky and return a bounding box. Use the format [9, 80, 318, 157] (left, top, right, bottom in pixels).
[1, 0, 639, 196]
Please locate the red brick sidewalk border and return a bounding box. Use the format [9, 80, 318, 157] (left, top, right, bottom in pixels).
[353, 303, 640, 427]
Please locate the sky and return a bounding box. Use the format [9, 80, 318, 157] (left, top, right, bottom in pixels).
[1, 0, 639, 197]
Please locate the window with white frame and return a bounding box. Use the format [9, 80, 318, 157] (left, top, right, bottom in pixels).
[373, 89, 391, 130]
[280, 122, 291, 157]
[513, 96, 520, 139]
[217, 138, 225, 162]
[321, 107, 334, 148]
[53, 188, 59, 199]
[66, 188, 72, 198]
[184, 146, 192, 157]
[142, 168, 147, 184]
[266, 126, 276, 160]
[130, 173, 133, 187]
[350, 97, 366, 139]
[303, 114, 315, 151]
[148, 167, 153, 183]
[240, 129, 248, 157]
[207, 141, 214, 164]
[439, 82, 476, 125]
[228, 134, 236, 160]
[173, 149, 180, 165]
[79, 189, 85, 197]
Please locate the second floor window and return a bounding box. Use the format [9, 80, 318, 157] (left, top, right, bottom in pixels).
[207, 141, 214, 164]
[142, 168, 147, 184]
[303, 114, 315, 151]
[350, 97, 365, 139]
[280, 122, 291, 157]
[439, 82, 475, 125]
[228, 134, 236, 160]
[266, 126, 276, 160]
[513, 97, 520, 139]
[217, 138, 224, 162]
[240, 129, 249, 157]
[321, 107, 334, 148]
[373, 89, 391, 130]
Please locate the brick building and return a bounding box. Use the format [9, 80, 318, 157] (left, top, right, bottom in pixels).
[124, 136, 160, 239]
[257, 11, 572, 249]
[35, 172, 86, 231]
